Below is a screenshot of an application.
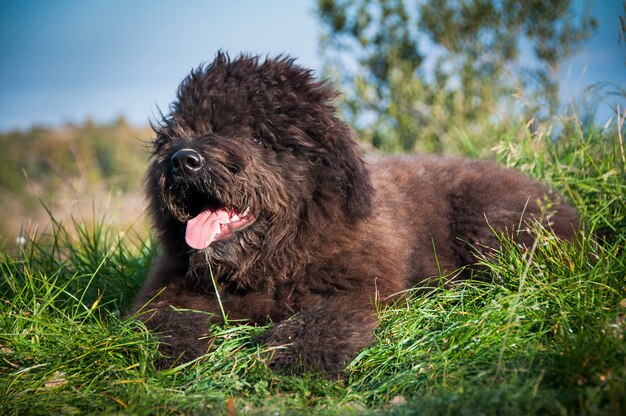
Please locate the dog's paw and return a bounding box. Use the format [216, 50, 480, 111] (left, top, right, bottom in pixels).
[260, 317, 349, 376]
[152, 337, 208, 369]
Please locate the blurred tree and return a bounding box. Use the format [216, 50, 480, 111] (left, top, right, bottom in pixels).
[316, 0, 597, 153]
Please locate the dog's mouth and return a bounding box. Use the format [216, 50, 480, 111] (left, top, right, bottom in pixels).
[185, 205, 255, 250]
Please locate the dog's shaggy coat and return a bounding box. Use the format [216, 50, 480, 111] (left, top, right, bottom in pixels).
[131, 53, 578, 374]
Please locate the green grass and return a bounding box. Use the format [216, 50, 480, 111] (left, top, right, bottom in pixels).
[1, 115, 625, 415]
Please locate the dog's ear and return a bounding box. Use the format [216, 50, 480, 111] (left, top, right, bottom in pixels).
[256, 56, 374, 221]
[287, 122, 374, 222]
[298, 86, 374, 222]
[332, 124, 374, 221]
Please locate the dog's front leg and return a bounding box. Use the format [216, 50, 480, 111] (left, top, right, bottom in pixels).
[128, 282, 223, 369]
[262, 295, 379, 376]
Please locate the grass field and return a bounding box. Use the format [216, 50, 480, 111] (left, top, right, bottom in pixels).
[1, 114, 625, 415]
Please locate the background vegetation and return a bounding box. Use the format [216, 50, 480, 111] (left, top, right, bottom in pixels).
[317, 0, 597, 153]
[1, 0, 625, 414]
[0, 117, 151, 251]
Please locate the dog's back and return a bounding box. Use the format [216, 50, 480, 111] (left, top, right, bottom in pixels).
[367, 155, 579, 285]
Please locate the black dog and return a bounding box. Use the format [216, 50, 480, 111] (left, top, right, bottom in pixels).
[130, 53, 578, 374]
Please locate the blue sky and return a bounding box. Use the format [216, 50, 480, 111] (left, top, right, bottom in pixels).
[0, 0, 624, 131]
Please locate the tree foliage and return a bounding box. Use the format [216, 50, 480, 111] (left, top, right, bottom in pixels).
[316, 0, 597, 153]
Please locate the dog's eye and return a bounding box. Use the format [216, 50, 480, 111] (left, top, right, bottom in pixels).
[251, 137, 265, 147]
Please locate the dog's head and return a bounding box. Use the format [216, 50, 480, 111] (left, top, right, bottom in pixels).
[146, 53, 373, 276]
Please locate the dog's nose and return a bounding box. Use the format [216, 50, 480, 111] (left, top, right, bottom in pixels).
[171, 149, 203, 175]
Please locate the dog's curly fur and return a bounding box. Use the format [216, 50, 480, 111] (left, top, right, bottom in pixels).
[130, 53, 579, 374]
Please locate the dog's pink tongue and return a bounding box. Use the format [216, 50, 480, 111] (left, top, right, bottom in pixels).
[185, 209, 231, 249]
